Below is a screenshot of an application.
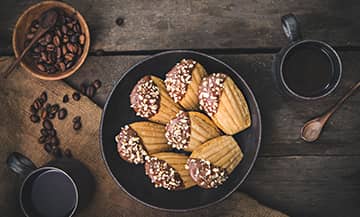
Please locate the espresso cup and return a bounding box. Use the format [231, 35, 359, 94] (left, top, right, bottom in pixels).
[273, 13, 342, 100]
[6, 152, 95, 217]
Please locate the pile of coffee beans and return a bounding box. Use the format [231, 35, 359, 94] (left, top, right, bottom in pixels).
[25, 9, 86, 74]
[29, 91, 80, 158]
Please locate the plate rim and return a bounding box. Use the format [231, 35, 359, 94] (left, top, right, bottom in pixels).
[99, 50, 262, 212]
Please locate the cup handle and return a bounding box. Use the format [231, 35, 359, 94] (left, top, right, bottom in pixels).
[281, 13, 302, 42]
[6, 152, 37, 178]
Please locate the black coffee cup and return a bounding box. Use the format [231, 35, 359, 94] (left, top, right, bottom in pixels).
[273, 13, 342, 100]
[6, 152, 95, 217]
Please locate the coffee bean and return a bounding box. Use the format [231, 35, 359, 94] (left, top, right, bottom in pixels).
[45, 33, 52, 43]
[79, 34, 86, 45]
[64, 149, 72, 158]
[70, 35, 78, 43]
[40, 128, 48, 136]
[61, 25, 68, 34]
[56, 47, 62, 59]
[63, 94, 69, 103]
[30, 114, 40, 123]
[52, 147, 62, 158]
[67, 30, 74, 36]
[66, 43, 77, 53]
[64, 53, 74, 61]
[66, 61, 74, 69]
[53, 35, 61, 46]
[33, 47, 40, 53]
[63, 35, 69, 43]
[46, 44, 55, 52]
[48, 66, 57, 74]
[86, 85, 96, 97]
[58, 108, 67, 120]
[93, 79, 102, 89]
[40, 91, 47, 102]
[50, 136, 59, 146]
[43, 119, 53, 130]
[48, 113, 55, 119]
[77, 46, 82, 56]
[40, 108, 48, 119]
[50, 104, 60, 114]
[38, 37, 48, 46]
[45, 103, 51, 111]
[37, 63, 46, 72]
[44, 143, 52, 153]
[116, 17, 124, 26]
[73, 116, 81, 123]
[38, 136, 46, 144]
[30, 105, 37, 114]
[66, 22, 74, 29]
[48, 129, 57, 137]
[33, 99, 42, 110]
[40, 52, 47, 62]
[72, 92, 81, 101]
[30, 27, 38, 33]
[73, 121, 82, 131]
[73, 24, 80, 33]
[58, 62, 66, 72]
[26, 33, 35, 40]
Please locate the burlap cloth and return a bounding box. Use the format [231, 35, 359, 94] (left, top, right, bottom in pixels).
[0, 57, 288, 217]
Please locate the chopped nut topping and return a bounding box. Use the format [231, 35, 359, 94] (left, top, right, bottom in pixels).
[115, 125, 148, 164]
[165, 59, 196, 103]
[186, 158, 228, 189]
[198, 73, 227, 116]
[130, 76, 160, 118]
[145, 156, 183, 190]
[165, 111, 191, 150]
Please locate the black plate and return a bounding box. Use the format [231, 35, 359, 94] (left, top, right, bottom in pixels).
[100, 50, 261, 211]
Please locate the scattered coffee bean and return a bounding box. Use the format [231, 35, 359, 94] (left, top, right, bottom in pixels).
[30, 114, 40, 123]
[40, 91, 47, 102]
[38, 136, 46, 144]
[72, 92, 81, 101]
[93, 79, 102, 89]
[73, 116, 81, 123]
[63, 94, 69, 103]
[64, 149, 72, 158]
[40, 128, 48, 136]
[86, 85, 96, 97]
[50, 137, 59, 146]
[30, 105, 37, 114]
[33, 99, 42, 110]
[73, 121, 82, 131]
[50, 104, 60, 114]
[116, 17, 124, 26]
[43, 120, 53, 130]
[48, 129, 57, 137]
[40, 108, 48, 119]
[44, 143, 53, 153]
[58, 108, 67, 120]
[45, 103, 51, 111]
[48, 113, 56, 119]
[52, 147, 62, 158]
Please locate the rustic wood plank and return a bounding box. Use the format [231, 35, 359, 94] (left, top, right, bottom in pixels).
[64, 52, 360, 156]
[241, 156, 360, 217]
[1, 0, 360, 54]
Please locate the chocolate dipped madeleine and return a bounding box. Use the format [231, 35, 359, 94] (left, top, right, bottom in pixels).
[115, 121, 170, 164]
[186, 136, 243, 189]
[165, 59, 207, 110]
[198, 73, 251, 135]
[165, 111, 221, 152]
[130, 75, 182, 124]
[145, 152, 196, 190]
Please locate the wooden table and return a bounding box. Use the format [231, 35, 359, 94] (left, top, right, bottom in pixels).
[1, 0, 359, 216]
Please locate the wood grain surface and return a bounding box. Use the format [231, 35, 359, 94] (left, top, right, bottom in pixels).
[1, 0, 360, 54]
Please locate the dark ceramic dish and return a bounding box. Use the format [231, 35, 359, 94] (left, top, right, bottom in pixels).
[100, 50, 261, 211]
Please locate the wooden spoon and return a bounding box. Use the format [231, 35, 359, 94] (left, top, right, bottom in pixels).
[2, 9, 58, 79]
[301, 81, 360, 142]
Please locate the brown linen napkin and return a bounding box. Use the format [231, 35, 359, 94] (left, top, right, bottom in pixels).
[0, 58, 288, 217]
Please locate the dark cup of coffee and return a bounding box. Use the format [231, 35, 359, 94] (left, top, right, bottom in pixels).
[6, 152, 95, 217]
[273, 13, 342, 100]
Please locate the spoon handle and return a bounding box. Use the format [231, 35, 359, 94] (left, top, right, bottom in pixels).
[2, 27, 48, 79]
[322, 81, 360, 122]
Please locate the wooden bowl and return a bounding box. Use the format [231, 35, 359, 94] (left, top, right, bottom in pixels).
[12, 1, 90, 80]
